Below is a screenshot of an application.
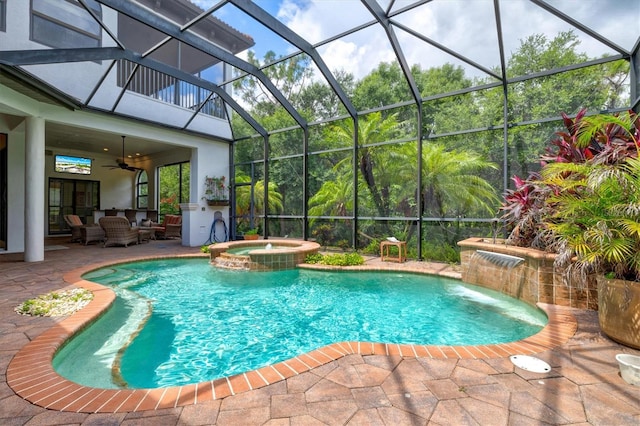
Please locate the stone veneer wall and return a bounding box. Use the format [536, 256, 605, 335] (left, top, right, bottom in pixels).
[458, 238, 598, 310]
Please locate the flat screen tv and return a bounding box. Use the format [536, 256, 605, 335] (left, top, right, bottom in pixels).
[54, 155, 92, 175]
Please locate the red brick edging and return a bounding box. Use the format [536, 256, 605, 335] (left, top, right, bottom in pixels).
[7, 255, 577, 413]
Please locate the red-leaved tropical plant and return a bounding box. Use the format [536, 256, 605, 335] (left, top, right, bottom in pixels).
[540, 109, 594, 165]
[542, 110, 640, 282]
[501, 173, 554, 249]
[500, 110, 593, 249]
[501, 109, 640, 252]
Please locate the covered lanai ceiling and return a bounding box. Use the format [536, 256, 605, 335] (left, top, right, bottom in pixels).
[1, 0, 639, 146]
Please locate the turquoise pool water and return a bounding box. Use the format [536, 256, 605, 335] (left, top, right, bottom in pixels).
[54, 258, 547, 389]
[226, 244, 292, 255]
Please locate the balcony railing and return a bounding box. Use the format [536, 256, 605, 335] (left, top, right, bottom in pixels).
[117, 60, 226, 119]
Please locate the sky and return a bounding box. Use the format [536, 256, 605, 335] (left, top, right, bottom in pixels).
[187, 0, 639, 82]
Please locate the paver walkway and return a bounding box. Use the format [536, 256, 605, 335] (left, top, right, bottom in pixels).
[1, 237, 639, 425]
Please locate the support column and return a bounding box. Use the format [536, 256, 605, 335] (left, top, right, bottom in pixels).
[179, 203, 200, 247]
[24, 116, 45, 262]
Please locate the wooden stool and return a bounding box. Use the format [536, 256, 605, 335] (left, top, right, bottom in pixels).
[380, 240, 407, 263]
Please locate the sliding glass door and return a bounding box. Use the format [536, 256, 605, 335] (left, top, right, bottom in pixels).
[48, 178, 100, 234]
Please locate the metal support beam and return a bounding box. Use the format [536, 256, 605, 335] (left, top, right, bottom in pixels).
[494, 0, 510, 238]
[230, 0, 357, 119]
[0, 47, 125, 65]
[352, 117, 359, 249]
[416, 104, 423, 260]
[229, 143, 236, 241]
[302, 127, 310, 241]
[530, 0, 629, 56]
[631, 36, 640, 112]
[361, 0, 421, 105]
[263, 135, 269, 239]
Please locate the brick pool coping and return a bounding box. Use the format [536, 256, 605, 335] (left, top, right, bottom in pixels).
[7, 254, 578, 413]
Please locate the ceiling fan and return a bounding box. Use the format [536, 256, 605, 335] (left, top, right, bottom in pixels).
[103, 136, 142, 172]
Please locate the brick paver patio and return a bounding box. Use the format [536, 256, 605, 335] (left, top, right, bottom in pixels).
[1, 237, 639, 425]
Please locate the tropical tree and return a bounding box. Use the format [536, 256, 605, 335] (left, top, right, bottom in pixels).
[308, 177, 353, 219]
[329, 112, 408, 218]
[352, 62, 413, 110]
[158, 162, 189, 216]
[476, 30, 623, 179]
[234, 172, 283, 231]
[421, 143, 499, 219]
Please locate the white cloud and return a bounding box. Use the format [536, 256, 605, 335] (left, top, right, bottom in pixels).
[276, 0, 396, 79]
[188, 0, 638, 82]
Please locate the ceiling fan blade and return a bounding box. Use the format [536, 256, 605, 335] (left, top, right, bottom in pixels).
[105, 136, 140, 172]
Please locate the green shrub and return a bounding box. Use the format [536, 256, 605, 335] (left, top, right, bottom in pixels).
[305, 253, 324, 264]
[308, 252, 365, 266]
[362, 239, 382, 255]
[343, 252, 365, 265]
[200, 245, 211, 253]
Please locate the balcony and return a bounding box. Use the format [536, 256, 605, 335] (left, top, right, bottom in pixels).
[117, 60, 226, 120]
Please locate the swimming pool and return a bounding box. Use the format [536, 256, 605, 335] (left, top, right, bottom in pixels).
[54, 258, 547, 389]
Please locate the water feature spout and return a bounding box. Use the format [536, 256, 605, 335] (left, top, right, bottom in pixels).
[265, 243, 273, 250]
[476, 250, 524, 268]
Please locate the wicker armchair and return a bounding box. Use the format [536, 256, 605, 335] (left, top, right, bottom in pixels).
[99, 216, 140, 247]
[63, 214, 85, 243]
[153, 214, 182, 239]
[63, 214, 104, 244]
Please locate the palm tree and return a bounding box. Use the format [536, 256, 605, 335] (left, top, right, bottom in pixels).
[332, 112, 406, 218]
[310, 117, 499, 251]
[421, 143, 499, 218]
[308, 176, 354, 219]
[234, 173, 283, 231]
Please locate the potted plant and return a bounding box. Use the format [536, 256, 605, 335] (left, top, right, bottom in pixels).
[203, 175, 228, 206]
[243, 228, 260, 240]
[539, 110, 640, 349]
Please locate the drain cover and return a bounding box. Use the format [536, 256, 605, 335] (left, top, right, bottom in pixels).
[510, 355, 551, 373]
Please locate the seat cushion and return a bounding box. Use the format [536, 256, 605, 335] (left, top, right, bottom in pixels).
[164, 215, 181, 226]
[66, 215, 83, 226]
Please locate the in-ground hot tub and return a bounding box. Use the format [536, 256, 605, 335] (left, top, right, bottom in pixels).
[209, 239, 320, 271]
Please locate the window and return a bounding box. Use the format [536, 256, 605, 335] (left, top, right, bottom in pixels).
[31, 0, 101, 48]
[136, 170, 148, 209]
[158, 162, 190, 217]
[0, 0, 6, 32]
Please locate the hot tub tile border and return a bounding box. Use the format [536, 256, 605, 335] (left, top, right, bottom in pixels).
[7, 254, 578, 413]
